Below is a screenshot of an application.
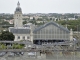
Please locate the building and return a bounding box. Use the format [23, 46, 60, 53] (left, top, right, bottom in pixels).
[9, 2, 73, 45]
[14, 1, 23, 27]
[33, 22, 71, 45]
[9, 2, 32, 41]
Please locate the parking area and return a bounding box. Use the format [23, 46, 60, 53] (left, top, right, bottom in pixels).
[0, 52, 80, 60]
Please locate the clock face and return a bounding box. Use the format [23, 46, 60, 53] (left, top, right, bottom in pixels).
[1, 58, 6, 60]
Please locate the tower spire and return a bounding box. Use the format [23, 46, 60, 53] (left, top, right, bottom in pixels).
[17, 1, 20, 7]
[14, 1, 23, 27]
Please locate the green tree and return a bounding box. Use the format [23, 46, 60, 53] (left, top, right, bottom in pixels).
[1, 44, 7, 49]
[23, 20, 27, 24]
[57, 19, 80, 31]
[12, 43, 24, 49]
[33, 17, 35, 20]
[0, 21, 10, 25]
[50, 18, 52, 20]
[0, 31, 15, 41]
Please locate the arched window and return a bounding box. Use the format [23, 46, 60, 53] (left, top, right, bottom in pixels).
[27, 36, 30, 39]
[23, 36, 25, 40]
[18, 36, 20, 39]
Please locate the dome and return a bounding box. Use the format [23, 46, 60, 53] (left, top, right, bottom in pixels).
[15, 1, 22, 12]
[16, 7, 22, 12]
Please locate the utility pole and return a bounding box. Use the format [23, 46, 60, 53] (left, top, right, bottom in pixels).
[77, 25, 79, 36]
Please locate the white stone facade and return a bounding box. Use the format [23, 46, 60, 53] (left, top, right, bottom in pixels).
[14, 2, 23, 27]
[9, 2, 33, 42]
[14, 12, 23, 27]
[14, 34, 30, 41]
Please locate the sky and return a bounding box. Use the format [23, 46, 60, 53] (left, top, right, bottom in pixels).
[0, 0, 80, 13]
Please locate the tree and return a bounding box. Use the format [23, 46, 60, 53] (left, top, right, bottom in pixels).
[12, 43, 25, 49]
[33, 17, 35, 20]
[0, 21, 10, 25]
[0, 43, 7, 49]
[23, 20, 27, 24]
[0, 31, 15, 41]
[57, 19, 80, 31]
[50, 18, 52, 20]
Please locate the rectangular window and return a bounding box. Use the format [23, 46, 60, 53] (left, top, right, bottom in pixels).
[27, 36, 30, 39]
[18, 36, 20, 39]
[23, 36, 25, 40]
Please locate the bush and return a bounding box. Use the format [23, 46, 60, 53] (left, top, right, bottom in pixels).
[12, 44, 25, 49]
[0, 43, 7, 49]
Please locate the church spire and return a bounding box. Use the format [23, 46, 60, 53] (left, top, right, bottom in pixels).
[14, 1, 23, 27]
[17, 1, 20, 7]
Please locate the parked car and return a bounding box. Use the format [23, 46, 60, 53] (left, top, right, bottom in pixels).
[8, 52, 15, 57]
[0, 52, 6, 57]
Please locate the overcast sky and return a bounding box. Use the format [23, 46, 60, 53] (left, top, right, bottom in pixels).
[0, 0, 80, 13]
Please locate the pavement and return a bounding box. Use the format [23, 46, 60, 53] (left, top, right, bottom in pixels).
[0, 52, 80, 60]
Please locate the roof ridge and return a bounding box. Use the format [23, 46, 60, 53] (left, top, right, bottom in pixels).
[33, 21, 70, 33]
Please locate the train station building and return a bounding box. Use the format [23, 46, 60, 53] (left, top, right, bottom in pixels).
[9, 2, 73, 45]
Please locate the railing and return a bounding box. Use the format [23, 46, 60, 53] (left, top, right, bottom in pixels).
[0, 40, 79, 52]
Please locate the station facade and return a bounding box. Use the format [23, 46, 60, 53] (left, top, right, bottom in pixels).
[9, 2, 73, 45]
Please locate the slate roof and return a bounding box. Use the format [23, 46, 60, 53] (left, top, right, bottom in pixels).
[33, 21, 70, 33]
[16, 7, 22, 12]
[9, 28, 31, 34]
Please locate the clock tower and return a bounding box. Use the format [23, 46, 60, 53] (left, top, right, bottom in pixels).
[14, 1, 23, 27]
